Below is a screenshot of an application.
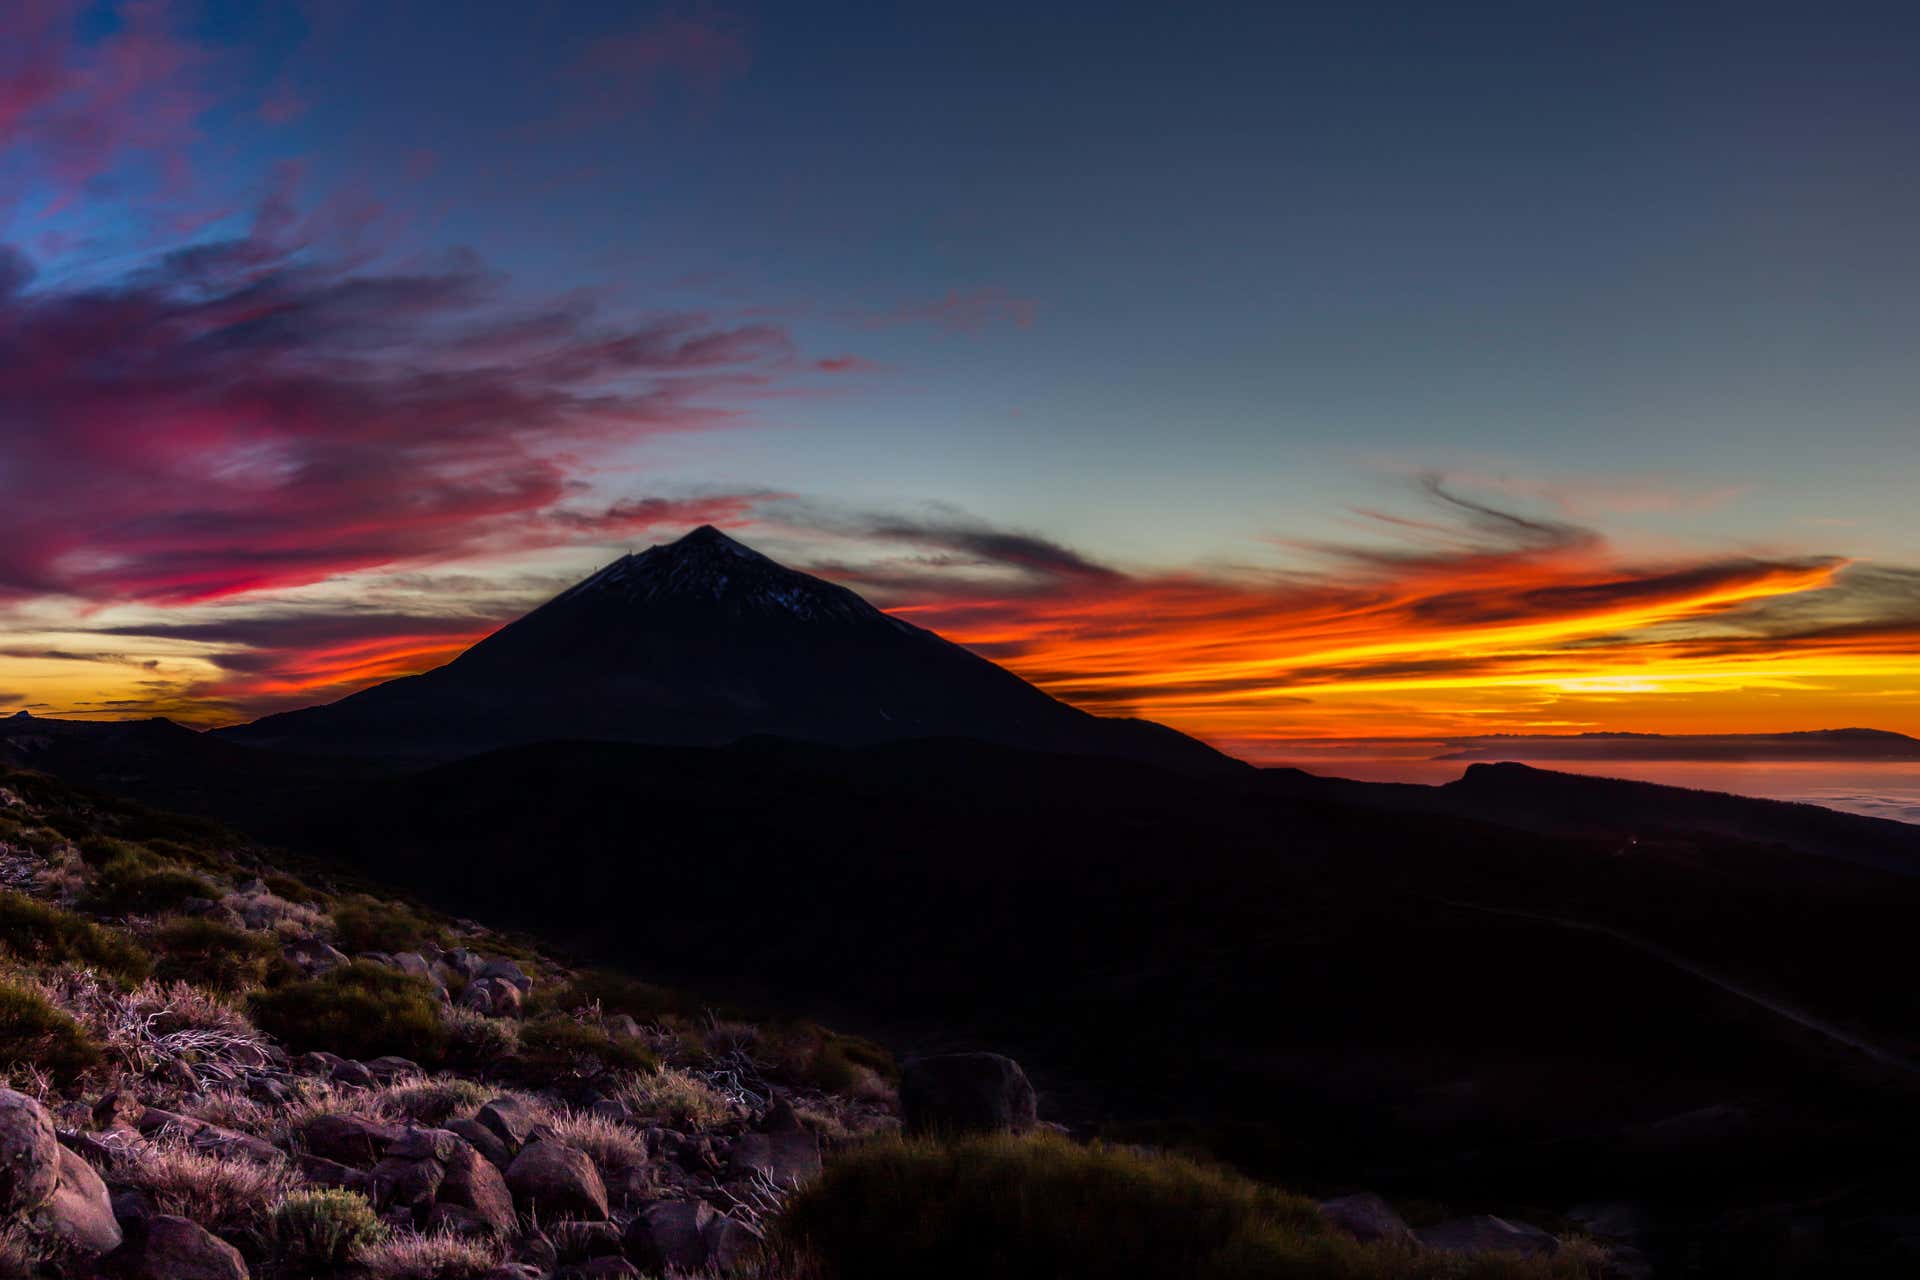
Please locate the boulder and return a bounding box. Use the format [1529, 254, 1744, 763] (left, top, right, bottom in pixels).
[93, 1090, 144, 1133]
[368, 1156, 443, 1213]
[0, 1088, 61, 1215]
[506, 1141, 608, 1220]
[476, 1096, 541, 1152]
[477, 958, 531, 991]
[729, 1131, 821, 1185]
[704, 1212, 763, 1272]
[135, 1108, 283, 1165]
[363, 1056, 422, 1081]
[447, 1117, 512, 1170]
[439, 1138, 516, 1234]
[1417, 1215, 1560, 1257]
[295, 1154, 368, 1193]
[31, 1144, 122, 1254]
[283, 937, 349, 974]
[900, 1052, 1038, 1135]
[624, 1200, 716, 1274]
[110, 1213, 249, 1280]
[1320, 1192, 1413, 1243]
[303, 1113, 407, 1166]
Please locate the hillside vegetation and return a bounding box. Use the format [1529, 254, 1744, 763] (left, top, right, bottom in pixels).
[0, 763, 1614, 1278]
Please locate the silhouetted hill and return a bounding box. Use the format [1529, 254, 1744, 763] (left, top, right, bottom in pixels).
[214, 526, 1241, 775]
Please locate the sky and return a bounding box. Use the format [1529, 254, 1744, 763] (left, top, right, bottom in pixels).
[3, 0, 1920, 762]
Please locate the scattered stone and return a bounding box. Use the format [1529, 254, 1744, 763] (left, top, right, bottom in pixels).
[93, 1090, 143, 1133]
[1320, 1192, 1414, 1243]
[110, 1213, 249, 1280]
[447, 1117, 512, 1170]
[368, 1156, 444, 1214]
[476, 1096, 541, 1152]
[439, 1137, 517, 1234]
[136, 1108, 282, 1165]
[900, 1052, 1038, 1135]
[31, 1143, 122, 1254]
[364, 1056, 421, 1081]
[506, 1140, 609, 1220]
[303, 1113, 407, 1166]
[1417, 1215, 1561, 1257]
[0, 1088, 61, 1216]
[284, 937, 349, 974]
[624, 1200, 716, 1274]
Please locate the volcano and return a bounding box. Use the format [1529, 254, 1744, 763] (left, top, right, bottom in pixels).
[217, 525, 1241, 773]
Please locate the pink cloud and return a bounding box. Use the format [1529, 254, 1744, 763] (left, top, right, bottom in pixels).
[0, 179, 801, 606]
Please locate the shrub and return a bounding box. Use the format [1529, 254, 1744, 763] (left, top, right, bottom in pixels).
[331, 897, 437, 954]
[353, 1230, 504, 1280]
[516, 1014, 657, 1080]
[250, 962, 447, 1064]
[780, 1134, 1597, 1280]
[269, 1188, 388, 1274]
[87, 852, 217, 916]
[545, 1110, 648, 1177]
[263, 872, 327, 905]
[381, 1076, 492, 1125]
[119, 1138, 298, 1234]
[152, 916, 277, 992]
[540, 969, 690, 1023]
[443, 1006, 518, 1069]
[614, 1067, 736, 1131]
[0, 889, 152, 981]
[0, 983, 102, 1082]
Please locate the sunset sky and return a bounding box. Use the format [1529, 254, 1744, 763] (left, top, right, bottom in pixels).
[4, 0, 1920, 761]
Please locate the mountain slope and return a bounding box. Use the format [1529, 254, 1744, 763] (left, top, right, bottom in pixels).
[217, 526, 1240, 773]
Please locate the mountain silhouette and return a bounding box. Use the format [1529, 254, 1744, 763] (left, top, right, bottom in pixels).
[217, 525, 1241, 772]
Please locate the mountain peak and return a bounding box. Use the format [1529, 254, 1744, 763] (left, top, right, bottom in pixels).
[554, 525, 888, 626]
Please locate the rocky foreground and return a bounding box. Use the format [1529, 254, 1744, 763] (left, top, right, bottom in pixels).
[0, 765, 1630, 1279]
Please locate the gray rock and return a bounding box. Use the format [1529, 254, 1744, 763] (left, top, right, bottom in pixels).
[30, 1144, 122, 1254]
[624, 1199, 716, 1273]
[1320, 1192, 1413, 1243]
[476, 1096, 541, 1152]
[900, 1052, 1038, 1135]
[439, 1136, 517, 1234]
[447, 1117, 512, 1170]
[506, 1140, 609, 1220]
[111, 1213, 248, 1280]
[368, 1155, 444, 1212]
[703, 1212, 763, 1272]
[283, 937, 349, 974]
[302, 1113, 407, 1166]
[0, 1088, 60, 1215]
[1417, 1215, 1560, 1257]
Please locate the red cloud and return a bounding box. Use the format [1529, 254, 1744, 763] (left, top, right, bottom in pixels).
[0, 192, 798, 605]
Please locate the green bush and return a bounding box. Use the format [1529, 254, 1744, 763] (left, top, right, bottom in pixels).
[0, 889, 151, 981]
[516, 1014, 658, 1079]
[87, 852, 217, 916]
[250, 962, 447, 1064]
[331, 897, 437, 954]
[0, 983, 102, 1082]
[263, 872, 327, 905]
[780, 1134, 1596, 1280]
[539, 969, 689, 1023]
[268, 1188, 387, 1274]
[152, 916, 277, 992]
